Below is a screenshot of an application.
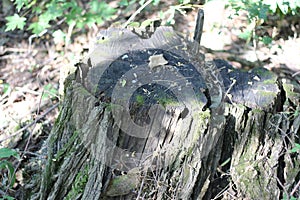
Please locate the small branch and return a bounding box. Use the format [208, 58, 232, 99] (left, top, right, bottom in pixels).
[227, 56, 260, 68]
[292, 71, 300, 77]
[123, 0, 153, 28]
[291, 179, 300, 197]
[193, 9, 204, 51]
[0, 103, 59, 144]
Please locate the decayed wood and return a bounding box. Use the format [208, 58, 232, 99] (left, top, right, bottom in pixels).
[35, 27, 300, 200]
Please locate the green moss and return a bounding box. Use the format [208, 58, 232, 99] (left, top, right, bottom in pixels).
[105, 172, 140, 197]
[182, 166, 191, 185]
[136, 95, 145, 105]
[258, 90, 276, 97]
[283, 82, 300, 102]
[251, 108, 264, 114]
[77, 85, 93, 96]
[156, 96, 179, 107]
[233, 132, 274, 199]
[262, 79, 275, 84]
[198, 109, 210, 121]
[66, 165, 89, 200]
[191, 110, 210, 142]
[55, 131, 79, 161]
[253, 67, 275, 78]
[105, 103, 123, 112]
[163, 31, 175, 38]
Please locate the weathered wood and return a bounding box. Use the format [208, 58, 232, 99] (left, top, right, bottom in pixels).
[35, 27, 300, 200]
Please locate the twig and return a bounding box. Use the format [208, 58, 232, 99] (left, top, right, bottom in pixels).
[123, 0, 153, 28]
[211, 184, 230, 200]
[65, 21, 76, 47]
[1, 48, 30, 53]
[3, 95, 58, 195]
[19, 151, 41, 157]
[0, 189, 6, 196]
[291, 179, 300, 197]
[136, 174, 145, 199]
[0, 103, 59, 144]
[292, 71, 300, 77]
[193, 9, 204, 53]
[227, 56, 260, 68]
[15, 87, 41, 96]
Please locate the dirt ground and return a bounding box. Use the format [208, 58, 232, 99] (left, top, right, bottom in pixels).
[0, 0, 299, 198]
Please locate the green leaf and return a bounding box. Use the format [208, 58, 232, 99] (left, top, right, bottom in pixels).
[65, 5, 83, 24]
[261, 36, 272, 45]
[238, 29, 252, 40]
[119, 0, 129, 6]
[52, 29, 66, 44]
[75, 20, 85, 29]
[281, 193, 299, 200]
[42, 83, 58, 100]
[153, 0, 160, 6]
[28, 21, 50, 35]
[139, 0, 146, 5]
[32, 6, 42, 14]
[258, 4, 270, 20]
[178, 0, 190, 4]
[293, 109, 299, 118]
[0, 148, 19, 159]
[90, 0, 99, 13]
[40, 12, 54, 23]
[263, 0, 278, 13]
[289, 0, 300, 12]
[277, 0, 290, 14]
[1, 83, 11, 95]
[5, 14, 26, 31]
[0, 195, 15, 200]
[89, 1, 116, 20]
[141, 19, 153, 27]
[0, 160, 16, 187]
[128, 21, 140, 27]
[27, 12, 53, 35]
[289, 143, 300, 153]
[46, 3, 63, 20]
[82, 13, 97, 27]
[95, 17, 104, 26]
[14, 0, 28, 12]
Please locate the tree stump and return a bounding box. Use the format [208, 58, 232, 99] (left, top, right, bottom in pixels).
[35, 27, 300, 200]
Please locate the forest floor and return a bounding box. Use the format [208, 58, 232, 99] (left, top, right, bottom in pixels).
[0, 0, 299, 198]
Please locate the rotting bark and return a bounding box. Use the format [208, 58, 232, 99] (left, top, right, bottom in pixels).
[35, 27, 300, 200]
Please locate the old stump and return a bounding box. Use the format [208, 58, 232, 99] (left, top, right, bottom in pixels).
[34, 27, 300, 200]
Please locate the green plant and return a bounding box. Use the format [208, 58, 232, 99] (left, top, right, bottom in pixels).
[159, 3, 195, 25]
[120, 0, 196, 27]
[0, 148, 20, 200]
[227, 0, 300, 46]
[289, 143, 300, 153]
[281, 193, 298, 200]
[264, 0, 300, 15]
[136, 95, 145, 105]
[0, 195, 14, 200]
[5, 0, 117, 43]
[5, 0, 197, 44]
[42, 83, 58, 100]
[0, 82, 11, 96]
[65, 166, 89, 200]
[228, 0, 300, 22]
